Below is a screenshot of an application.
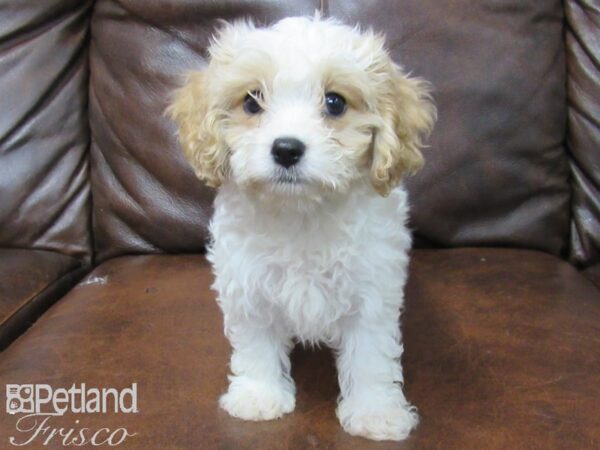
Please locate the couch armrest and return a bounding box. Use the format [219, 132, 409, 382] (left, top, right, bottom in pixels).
[0, 249, 88, 350]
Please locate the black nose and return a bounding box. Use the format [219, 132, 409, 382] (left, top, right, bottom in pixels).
[271, 137, 305, 168]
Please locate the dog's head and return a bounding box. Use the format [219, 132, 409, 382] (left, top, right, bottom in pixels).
[168, 17, 435, 199]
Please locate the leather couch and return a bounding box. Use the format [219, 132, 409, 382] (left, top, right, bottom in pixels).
[1, 1, 599, 448]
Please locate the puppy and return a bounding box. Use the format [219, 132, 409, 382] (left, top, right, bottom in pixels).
[168, 16, 435, 441]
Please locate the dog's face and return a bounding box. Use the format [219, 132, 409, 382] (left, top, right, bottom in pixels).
[168, 17, 435, 199]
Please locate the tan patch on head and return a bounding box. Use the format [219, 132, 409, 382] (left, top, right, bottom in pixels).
[166, 25, 275, 187]
[319, 50, 436, 195]
[369, 70, 436, 196]
[167, 71, 230, 188]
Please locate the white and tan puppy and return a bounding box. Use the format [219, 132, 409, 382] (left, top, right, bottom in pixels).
[168, 16, 435, 441]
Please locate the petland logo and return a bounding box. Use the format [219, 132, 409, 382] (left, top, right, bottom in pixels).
[5, 383, 138, 446]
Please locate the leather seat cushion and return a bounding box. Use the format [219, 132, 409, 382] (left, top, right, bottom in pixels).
[1, 249, 598, 448]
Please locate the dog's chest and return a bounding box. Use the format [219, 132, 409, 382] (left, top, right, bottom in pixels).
[214, 209, 366, 338]
[210, 185, 411, 341]
[252, 235, 361, 340]
[253, 221, 360, 292]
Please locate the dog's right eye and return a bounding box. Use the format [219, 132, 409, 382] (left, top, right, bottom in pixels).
[243, 91, 263, 115]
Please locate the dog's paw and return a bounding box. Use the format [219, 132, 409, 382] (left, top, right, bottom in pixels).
[336, 398, 419, 441]
[220, 377, 295, 421]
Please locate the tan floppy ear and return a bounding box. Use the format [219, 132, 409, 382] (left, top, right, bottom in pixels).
[371, 65, 436, 196]
[167, 71, 228, 188]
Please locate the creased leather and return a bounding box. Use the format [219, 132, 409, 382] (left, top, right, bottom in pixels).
[0, 0, 93, 260]
[565, 0, 600, 269]
[0, 248, 85, 350]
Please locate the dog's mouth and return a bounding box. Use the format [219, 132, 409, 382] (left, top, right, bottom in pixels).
[275, 175, 305, 185]
[271, 169, 306, 186]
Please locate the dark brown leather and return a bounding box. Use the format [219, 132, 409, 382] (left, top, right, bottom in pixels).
[1, 249, 598, 448]
[566, 0, 600, 269]
[0, 0, 93, 260]
[0, 249, 85, 350]
[89, 0, 571, 262]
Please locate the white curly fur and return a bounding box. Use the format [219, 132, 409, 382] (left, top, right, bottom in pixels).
[169, 15, 435, 441]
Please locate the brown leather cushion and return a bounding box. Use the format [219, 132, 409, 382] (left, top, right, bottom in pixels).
[0, 249, 86, 350]
[0, 0, 93, 259]
[1, 249, 598, 448]
[89, 0, 570, 262]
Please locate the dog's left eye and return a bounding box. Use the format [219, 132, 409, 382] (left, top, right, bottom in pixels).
[324, 92, 346, 117]
[243, 91, 263, 115]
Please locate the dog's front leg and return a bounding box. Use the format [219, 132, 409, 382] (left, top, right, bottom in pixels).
[219, 318, 295, 421]
[335, 313, 419, 441]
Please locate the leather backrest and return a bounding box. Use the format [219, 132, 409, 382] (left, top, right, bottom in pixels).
[566, 0, 600, 269]
[0, 0, 93, 260]
[336, 1, 570, 255]
[89, 0, 571, 261]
